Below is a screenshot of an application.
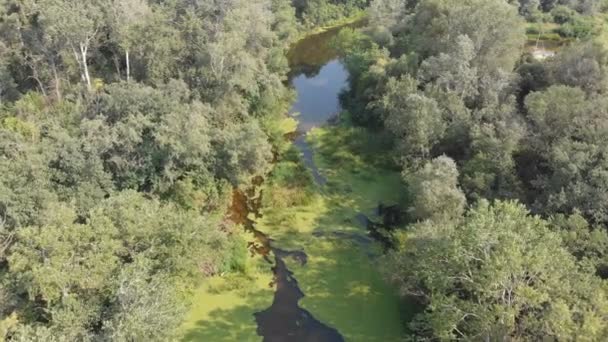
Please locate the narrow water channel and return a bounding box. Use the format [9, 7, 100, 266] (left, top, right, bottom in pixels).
[291, 60, 348, 185]
[242, 23, 355, 341]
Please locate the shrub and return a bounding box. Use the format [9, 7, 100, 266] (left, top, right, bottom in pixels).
[552, 5, 576, 24]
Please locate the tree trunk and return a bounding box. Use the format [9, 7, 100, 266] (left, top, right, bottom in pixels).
[80, 43, 91, 91]
[52, 61, 61, 101]
[30, 72, 46, 98]
[126, 49, 130, 83]
[113, 53, 121, 80]
[72, 46, 86, 87]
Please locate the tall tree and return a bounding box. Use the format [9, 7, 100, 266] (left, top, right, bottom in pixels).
[405, 155, 466, 221]
[380, 76, 445, 166]
[108, 0, 149, 82]
[39, 0, 105, 91]
[402, 0, 525, 75]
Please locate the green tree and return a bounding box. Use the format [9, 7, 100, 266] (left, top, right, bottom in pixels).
[461, 102, 525, 200]
[548, 41, 608, 94]
[550, 212, 608, 278]
[108, 0, 150, 82]
[524, 85, 608, 222]
[380, 76, 445, 165]
[101, 258, 186, 341]
[403, 0, 525, 75]
[38, 0, 106, 91]
[418, 35, 478, 101]
[386, 200, 608, 340]
[213, 120, 274, 186]
[405, 155, 466, 221]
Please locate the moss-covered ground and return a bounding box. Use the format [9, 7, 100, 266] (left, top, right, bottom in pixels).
[179, 115, 408, 341]
[178, 227, 274, 341]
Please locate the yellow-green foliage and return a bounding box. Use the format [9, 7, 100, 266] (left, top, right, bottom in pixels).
[0, 117, 39, 141]
[261, 116, 298, 155]
[308, 119, 396, 171]
[0, 313, 18, 342]
[257, 123, 406, 340]
[262, 147, 317, 209]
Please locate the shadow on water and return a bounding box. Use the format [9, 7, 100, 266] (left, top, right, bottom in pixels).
[355, 203, 406, 251]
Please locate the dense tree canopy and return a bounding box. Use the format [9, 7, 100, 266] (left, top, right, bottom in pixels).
[336, 0, 608, 338]
[1, 0, 608, 339]
[386, 201, 608, 340]
[0, 0, 303, 338]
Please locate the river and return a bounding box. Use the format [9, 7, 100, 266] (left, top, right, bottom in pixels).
[180, 20, 405, 342]
[287, 23, 357, 186]
[252, 24, 352, 341]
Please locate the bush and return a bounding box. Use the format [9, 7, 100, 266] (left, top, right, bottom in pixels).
[552, 5, 576, 24]
[556, 17, 594, 38]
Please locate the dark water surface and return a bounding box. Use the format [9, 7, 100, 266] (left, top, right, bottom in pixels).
[231, 183, 344, 342]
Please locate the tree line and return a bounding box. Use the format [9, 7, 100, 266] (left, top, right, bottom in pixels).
[0, 0, 313, 339]
[337, 0, 608, 339]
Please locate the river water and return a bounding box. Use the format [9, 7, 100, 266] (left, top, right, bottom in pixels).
[290, 60, 348, 185]
[247, 24, 354, 341]
[287, 23, 354, 186]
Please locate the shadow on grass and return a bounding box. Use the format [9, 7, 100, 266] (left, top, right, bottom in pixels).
[180, 287, 269, 342]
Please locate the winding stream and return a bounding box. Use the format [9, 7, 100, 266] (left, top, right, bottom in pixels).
[221, 24, 399, 342]
[246, 24, 352, 341]
[181, 19, 404, 342]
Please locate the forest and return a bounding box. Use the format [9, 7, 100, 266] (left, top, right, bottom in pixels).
[0, 0, 607, 341]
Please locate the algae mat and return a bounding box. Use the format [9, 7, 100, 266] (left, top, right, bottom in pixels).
[179, 124, 405, 341]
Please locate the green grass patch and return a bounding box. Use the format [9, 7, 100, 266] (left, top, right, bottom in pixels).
[178, 229, 273, 342]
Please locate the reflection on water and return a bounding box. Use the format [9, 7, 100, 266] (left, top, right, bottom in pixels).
[291, 61, 348, 133]
[289, 59, 348, 186]
[287, 19, 364, 76]
[288, 25, 351, 186]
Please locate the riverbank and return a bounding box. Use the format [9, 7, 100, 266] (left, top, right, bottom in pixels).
[294, 11, 367, 43]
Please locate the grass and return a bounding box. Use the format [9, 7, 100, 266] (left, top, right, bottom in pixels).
[178, 115, 410, 341]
